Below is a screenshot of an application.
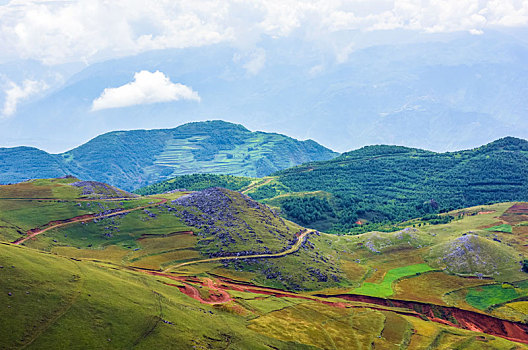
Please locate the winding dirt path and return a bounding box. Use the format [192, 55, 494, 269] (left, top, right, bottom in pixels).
[12, 197, 168, 245]
[162, 229, 311, 273]
[241, 178, 273, 194]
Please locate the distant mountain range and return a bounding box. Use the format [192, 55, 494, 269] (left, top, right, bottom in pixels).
[0, 120, 338, 190]
[2, 30, 527, 153]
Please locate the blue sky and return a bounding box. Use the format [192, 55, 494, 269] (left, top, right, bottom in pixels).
[0, 1, 527, 152]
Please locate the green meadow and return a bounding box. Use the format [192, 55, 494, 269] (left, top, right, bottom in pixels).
[351, 264, 435, 297]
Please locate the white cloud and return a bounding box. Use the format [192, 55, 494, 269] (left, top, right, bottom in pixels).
[1, 79, 48, 117]
[91, 70, 200, 111]
[243, 48, 266, 75]
[335, 43, 355, 64]
[0, 0, 527, 65]
[308, 64, 325, 76]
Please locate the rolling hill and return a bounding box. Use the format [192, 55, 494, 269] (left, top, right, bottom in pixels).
[271, 136, 528, 231]
[0, 120, 338, 191]
[2, 178, 528, 348]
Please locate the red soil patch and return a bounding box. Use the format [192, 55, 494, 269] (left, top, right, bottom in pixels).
[477, 211, 495, 215]
[500, 203, 528, 224]
[138, 270, 528, 344]
[513, 226, 528, 235]
[166, 281, 232, 305]
[143, 271, 232, 304]
[317, 294, 528, 345]
[504, 203, 528, 214]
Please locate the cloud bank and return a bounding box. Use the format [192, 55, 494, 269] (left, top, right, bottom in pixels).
[1, 79, 48, 117]
[0, 0, 527, 65]
[91, 70, 200, 111]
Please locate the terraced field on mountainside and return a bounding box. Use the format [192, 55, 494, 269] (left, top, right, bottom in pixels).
[0, 121, 338, 191]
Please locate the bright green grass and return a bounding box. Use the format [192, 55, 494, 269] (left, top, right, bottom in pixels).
[0, 201, 95, 241]
[465, 280, 528, 310]
[484, 224, 513, 233]
[352, 263, 435, 297]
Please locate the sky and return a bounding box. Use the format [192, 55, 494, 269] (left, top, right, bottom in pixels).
[0, 0, 528, 151]
[1, 0, 527, 66]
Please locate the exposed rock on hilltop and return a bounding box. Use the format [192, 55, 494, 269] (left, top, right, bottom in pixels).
[361, 227, 431, 254]
[70, 180, 137, 199]
[427, 234, 519, 278]
[171, 188, 301, 257]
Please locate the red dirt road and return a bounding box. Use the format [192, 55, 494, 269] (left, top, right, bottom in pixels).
[12, 197, 168, 245]
[316, 293, 528, 345]
[142, 270, 528, 345]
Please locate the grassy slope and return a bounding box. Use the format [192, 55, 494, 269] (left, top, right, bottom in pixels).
[0, 178, 144, 242]
[1, 243, 523, 350]
[0, 243, 314, 350]
[351, 263, 435, 297]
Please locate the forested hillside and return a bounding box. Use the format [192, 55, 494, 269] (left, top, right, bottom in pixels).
[273, 137, 528, 231]
[134, 174, 253, 195]
[0, 121, 338, 190]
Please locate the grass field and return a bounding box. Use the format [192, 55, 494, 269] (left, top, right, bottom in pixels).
[393, 272, 492, 305]
[351, 263, 435, 297]
[485, 224, 513, 233]
[465, 280, 528, 310]
[4, 243, 523, 349]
